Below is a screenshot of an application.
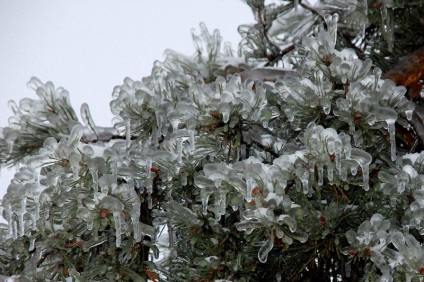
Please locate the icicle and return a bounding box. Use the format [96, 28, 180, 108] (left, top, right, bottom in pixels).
[353, 129, 363, 147]
[349, 148, 372, 191]
[327, 166, 333, 181]
[33, 167, 41, 184]
[300, 170, 309, 194]
[240, 144, 246, 160]
[29, 238, 36, 251]
[351, 166, 357, 176]
[69, 152, 81, 180]
[397, 181, 405, 193]
[7, 140, 14, 154]
[349, 123, 355, 134]
[215, 134, 221, 149]
[341, 166, 347, 181]
[125, 119, 131, 149]
[317, 164, 324, 186]
[113, 211, 121, 247]
[168, 224, 176, 247]
[387, 120, 396, 161]
[345, 261, 351, 278]
[189, 129, 196, 151]
[335, 149, 342, 173]
[302, 180, 309, 195]
[152, 129, 159, 147]
[6, 203, 13, 235]
[181, 174, 187, 186]
[146, 177, 153, 209]
[294, 0, 299, 10]
[18, 198, 26, 237]
[133, 219, 142, 242]
[308, 159, 315, 181]
[12, 220, 18, 239]
[220, 193, 226, 216]
[405, 110, 413, 121]
[202, 194, 210, 215]
[90, 169, 99, 192]
[246, 177, 253, 202]
[101, 185, 109, 195]
[327, 138, 335, 154]
[31, 212, 37, 230]
[258, 233, 274, 263]
[218, 102, 231, 123]
[147, 191, 152, 209]
[176, 137, 183, 163]
[146, 157, 152, 178]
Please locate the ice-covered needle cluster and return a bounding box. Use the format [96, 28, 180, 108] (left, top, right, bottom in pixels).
[0, 13, 422, 282]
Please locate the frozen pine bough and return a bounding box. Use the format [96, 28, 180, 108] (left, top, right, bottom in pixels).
[0, 6, 423, 282]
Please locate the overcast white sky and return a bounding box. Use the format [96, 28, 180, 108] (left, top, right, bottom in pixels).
[0, 1, 253, 214]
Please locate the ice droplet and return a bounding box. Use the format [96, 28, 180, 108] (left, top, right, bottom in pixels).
[113, 211, 122, 247]
[258, 234, 274, 263]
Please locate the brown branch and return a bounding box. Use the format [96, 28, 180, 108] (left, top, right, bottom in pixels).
[37, 249, 55, 268]
[300, 0, 326, 25]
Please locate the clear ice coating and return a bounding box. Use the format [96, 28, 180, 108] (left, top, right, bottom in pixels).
[67, 124, 85, 147]
[101, 196, 124, 247]
[258, 233, 274, 263]
[349, 148, 372, 191]
[81, 103, 99, 137]
[113, 211, 122, 247]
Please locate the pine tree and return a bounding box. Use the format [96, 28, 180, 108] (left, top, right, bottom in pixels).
[1, 0, 424, 281]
